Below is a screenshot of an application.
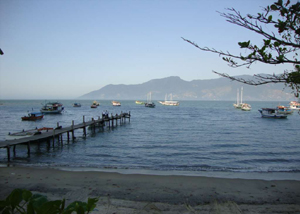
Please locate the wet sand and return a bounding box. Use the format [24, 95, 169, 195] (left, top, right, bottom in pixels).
[1, 167, 300, 213]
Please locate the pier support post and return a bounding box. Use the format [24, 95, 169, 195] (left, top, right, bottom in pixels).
[13, 145, 16, 156]
[7, 146, 10, 162]
[72, 120, 75, 141]
[27, 142, 31, 157]
[52, 129, 55, 147]
[67, 131, 70, 144]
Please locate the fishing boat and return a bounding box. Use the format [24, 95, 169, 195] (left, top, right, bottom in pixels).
[258, 108, 288, 118]
[7, 127, 53, 140]
[40, 101, 64, 114]
[277, 105, 293, 114]
[92, 101, 100, 106]
[112, 101, 121, 106]
[241, 103, 251, 111]
[135, 100, 145, 105]
[289, 101, 300, 110]
[21, 112, 44, 121]
[73, 103, 81, 107]
[91, 104, 97, 108]
[159, 94, 179, 106]
[145, 92, 155, 108]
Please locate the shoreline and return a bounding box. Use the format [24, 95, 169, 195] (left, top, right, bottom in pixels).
[1, 166, 300, 213]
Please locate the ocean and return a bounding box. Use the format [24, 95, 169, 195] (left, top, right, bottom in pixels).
[0, 100, 299, 179]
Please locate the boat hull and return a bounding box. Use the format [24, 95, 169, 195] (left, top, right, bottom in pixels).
[21, 115, 44, 121]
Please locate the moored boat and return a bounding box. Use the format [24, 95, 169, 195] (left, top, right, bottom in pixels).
[258, 108, 288, 118]
[92, 101, 100, 106]
[145, 92, 155, 108]
[73, 103, 81, 107]
[289, 101, 300, 110]
[40, 102, 64, 114]
[21, 112, 44, 121]
[135, 100, 145, 105]
[91, 104, 97, 108]
[241, 103, 251, 111]
[159, 94, 179, 106]
[7, 127, 53, 140]
[112, 101, 121, 106]
[277, 105, 293, 114]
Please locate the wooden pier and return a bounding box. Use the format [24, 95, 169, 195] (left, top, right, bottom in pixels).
[0, 112, 130, 161]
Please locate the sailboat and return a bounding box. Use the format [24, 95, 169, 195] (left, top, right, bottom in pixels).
[145, 92, 155, 108]
[159, 93, 179, 106]
[234, 87, 251, 111]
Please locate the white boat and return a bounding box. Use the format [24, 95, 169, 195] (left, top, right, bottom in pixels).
[258, 108, 288, 118]
[234, 87, 251, 110]
[233, 88, 243, 108]
[145, 92, 155, 108]
[112, 101, 121, 106]
[159, 94, 179, 106]
[241, 103, 251, 111]
[277, 105, 293, 114]
[40, 101, 64, 114]
[289, 101, 300, 110]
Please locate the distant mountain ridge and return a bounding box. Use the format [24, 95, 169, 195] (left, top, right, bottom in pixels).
[79, 75, 294, 101]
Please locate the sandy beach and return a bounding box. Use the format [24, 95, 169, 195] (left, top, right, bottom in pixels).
[1, 167, 300, 213]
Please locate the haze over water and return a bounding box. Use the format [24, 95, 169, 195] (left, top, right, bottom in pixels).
[0, 100, 299, 179]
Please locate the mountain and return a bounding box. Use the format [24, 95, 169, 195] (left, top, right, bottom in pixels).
[79, 75, 295, 101]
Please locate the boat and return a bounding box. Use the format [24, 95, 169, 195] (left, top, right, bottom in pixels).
[233, 88, 242, 109]
[112, 101, 121, 106]
[73, 103, 81, 107]
[289, 101, 300, 110]
[40, 101, 64, 114]
[233, 87, 251, 110]
[258, 108, 288, 118]
[91, 104, 97, 108]
[7, 127, 54, 140]
[277, 105, 293, 114]
[241, 103, 251, 111]
[21, 112, 44, 121]
[135, 100, 145, 105]
[92, 101, 100, 106]
[159, 94, 179, 106]
[145, 92, 155, 108]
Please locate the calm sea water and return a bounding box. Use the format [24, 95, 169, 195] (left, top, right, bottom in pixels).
[0, 100, 299, 178]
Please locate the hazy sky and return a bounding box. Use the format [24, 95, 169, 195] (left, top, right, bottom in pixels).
[0, 0, 294, 99]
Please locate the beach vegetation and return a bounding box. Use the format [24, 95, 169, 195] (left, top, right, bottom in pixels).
[182, 0, 300, 97]
[0, 189, 98, 214]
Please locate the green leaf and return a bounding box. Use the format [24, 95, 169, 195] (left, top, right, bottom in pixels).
[7, 189, 23, 211]
[268, 15, 272, 22]
[270, 4, 279, 10]
[22, 189, 32, 202]
[87, 198, 98, 211]
[238, 40, 250, 48]
[38, 200, 62, 214]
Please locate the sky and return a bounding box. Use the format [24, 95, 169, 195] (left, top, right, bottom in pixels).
[0, 0, 295, 99]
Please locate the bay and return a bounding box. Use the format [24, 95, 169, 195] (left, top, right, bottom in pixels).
[0, 100, 299, 178]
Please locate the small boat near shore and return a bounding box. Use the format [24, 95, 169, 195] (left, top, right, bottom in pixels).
[40, 101, 64, 114]
[135, 101, 145, 105]
[145, 92, 155, 108]
[277, 105, 293, 115]
[73, 103, 81, 107]
[7, 127, 54, 140]
[112, 101, 121, 106]
[289, 101, 300, 110]
[91, 104, 97, 108]
[159, 94, 179, 106]
[92, 101, 100, 106]
[241, 103, 251, 111]
[258, 108, 288, 119]
[21, 112, 44, 121]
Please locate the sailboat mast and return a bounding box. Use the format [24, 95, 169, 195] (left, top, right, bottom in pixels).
[241, 87, 243, 104]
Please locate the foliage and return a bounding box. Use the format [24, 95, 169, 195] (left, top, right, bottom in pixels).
[0, 189, 98, 214]
[182, 0, 300, 97]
